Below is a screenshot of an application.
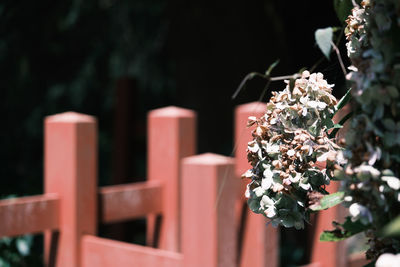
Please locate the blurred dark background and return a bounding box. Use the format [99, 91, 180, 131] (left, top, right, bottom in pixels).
[0, 0, 348, 266]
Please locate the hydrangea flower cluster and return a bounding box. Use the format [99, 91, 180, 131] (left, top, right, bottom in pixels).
[345, 2, 368, 58]
[334, 0, 400, 260]
[244, 71, 340, 229]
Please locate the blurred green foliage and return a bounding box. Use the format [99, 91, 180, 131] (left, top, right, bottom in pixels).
[0, 1, 173, 264]
[0, 0, 173, 196]
[0, 235, 42, 266]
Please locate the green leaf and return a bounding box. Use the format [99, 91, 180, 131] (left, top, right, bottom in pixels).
[333, 0, 355, 24]
[265, 59, 280, 76]
[320, 217, 370, 242]
[334, 87, 352, 115]
[329, 111, 353, 138]
[342, 217, 370, 233]
[386, 86, 399, 98]
[310, 191, 344, 211]
[247, 198, 261, 214]
[383, 118, 397, 131]
[315, 27, 333, 60]
[320, 230, 349, 241]
[382, 215, 400, 236]
[332, 124, 343, 129]
[322, 117, 335, 129]
[328, 124, 343, 131]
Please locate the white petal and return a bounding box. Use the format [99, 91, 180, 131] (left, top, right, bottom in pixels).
[272, 183, 284, 192]
[382, 176, 400, 190]
[344, 196, 353, 202]
[248, 142, 259, 153]
[265, 206, 277, 218]
[261, 195, 274, 206]
[261, 177, 273, 190]
[289, 173, 301, 183]
[307, 101, 318, 108]
[287, 149, 295, 156]
[263, 168, 273, 178]
[349, 203, 361, 218]
[317, 102, 327, 109]
[317, 152, 329, 162]
[376, 253, 400, 267]
[299, 183, 311, 190]
[245, 184, 250, 198]
[242, 169, 253, 178]
[267, 144, 280, 155]
[253, 187, 265, 197]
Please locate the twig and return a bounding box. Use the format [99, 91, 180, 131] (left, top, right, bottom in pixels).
[232, 73, 300, 100]
[270, 74, 300, 81]
[331, 40, 347, 77]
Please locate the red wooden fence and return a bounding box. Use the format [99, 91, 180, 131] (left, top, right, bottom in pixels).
[0, 102, 366, 267]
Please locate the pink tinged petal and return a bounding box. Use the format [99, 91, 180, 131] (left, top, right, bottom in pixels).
[265, 206, 276, 218]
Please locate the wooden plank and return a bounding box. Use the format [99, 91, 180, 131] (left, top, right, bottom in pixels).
[100, 181, 163, 223]
[44, 112, 98, 267]
[147, 106, 196, 251]
[0, 194, 59, 237]
[299, 264, 321, 267]
[310, 181, 347, 267]
[310, 106, 350, 267]
[181, 153, 237, 267]
[81, 235, 183, 267]
[234, 102, 279, 267]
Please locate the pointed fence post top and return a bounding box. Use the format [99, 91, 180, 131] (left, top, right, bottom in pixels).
[45, 112, 96, 124]
[235, 101, 267, 114]
[149, 106, 196, 118]
[182, 153, 234, 166]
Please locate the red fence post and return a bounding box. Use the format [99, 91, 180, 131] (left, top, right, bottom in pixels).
[44, 112, 97, 267]
[147, 106, 196, 252]
[181, 153, 237, 267]
[310, 181, 346, 267]
[309, 105, 350, 267]
[235, 102, 279, 267]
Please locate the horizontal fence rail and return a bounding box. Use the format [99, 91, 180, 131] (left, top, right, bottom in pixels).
[81, 235, 183, 267]
[0, 194, 59, 237]
[100, 181, 163, 223]
[0, 181, 163, 238]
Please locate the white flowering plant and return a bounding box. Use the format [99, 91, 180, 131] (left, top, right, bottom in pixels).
[243, 71, 345, 229]
[241, 0, 400, 264]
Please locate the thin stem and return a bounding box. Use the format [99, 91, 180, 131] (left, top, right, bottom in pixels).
[257, 79, 271, 103]
[232, 72, 300, 99]
[331, 40, 347, 77]
[270, 74, 301, 81]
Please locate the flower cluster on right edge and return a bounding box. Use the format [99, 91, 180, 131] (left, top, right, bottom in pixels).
[244, 71, 341, 229]
[243, 0, 400, 264]
[335, 0, 400, 261]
